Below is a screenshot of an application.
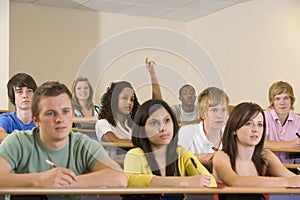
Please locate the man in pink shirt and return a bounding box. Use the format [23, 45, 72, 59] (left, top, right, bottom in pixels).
[264, 81, 300, 164]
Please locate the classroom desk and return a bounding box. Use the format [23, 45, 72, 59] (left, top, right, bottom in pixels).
[100, 141, 134, 148]
[73, 119, 97, 124]
[267, 148, 300, 153]
[0, 187, 299, 195]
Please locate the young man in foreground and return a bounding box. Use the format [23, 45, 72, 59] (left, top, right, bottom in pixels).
[0, 81, 127, 199]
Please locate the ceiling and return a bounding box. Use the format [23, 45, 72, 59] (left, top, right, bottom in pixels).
[10, 0, 251, 21]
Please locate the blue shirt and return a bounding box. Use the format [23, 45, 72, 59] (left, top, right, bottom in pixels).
[0, 111, 35, 134]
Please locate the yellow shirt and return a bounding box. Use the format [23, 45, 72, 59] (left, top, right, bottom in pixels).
[124, 147, 217, 187]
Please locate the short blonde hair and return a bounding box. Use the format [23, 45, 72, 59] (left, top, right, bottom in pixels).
[198, 87, 229, 120]
[268, 81, 295, 110]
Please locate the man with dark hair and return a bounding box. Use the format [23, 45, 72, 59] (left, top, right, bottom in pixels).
[0, 73, 37, 140]
[172, 84, 200, 126]
[0, 81, 127, 199]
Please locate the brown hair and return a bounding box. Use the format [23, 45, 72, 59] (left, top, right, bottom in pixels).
[31, 81, 72, 120]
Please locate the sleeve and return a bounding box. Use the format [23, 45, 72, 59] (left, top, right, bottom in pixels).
[95, 119, 113, 141]
[123, 149, 155, 187]
[178, 125, 195, 149]
[0, 132, 23, 169]
[0, 114, 13, 133]
[179, 148, 217, 187]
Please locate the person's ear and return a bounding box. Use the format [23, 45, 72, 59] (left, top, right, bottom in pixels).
[33, 116, 40, 127]
[179, 96, 183, 102]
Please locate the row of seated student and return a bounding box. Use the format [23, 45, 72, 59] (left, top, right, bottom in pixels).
[0, 80, 300, 200]
[1, 60, 300, 198]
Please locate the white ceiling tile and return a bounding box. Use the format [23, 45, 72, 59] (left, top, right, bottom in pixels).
[81, 0, 134, 12]
[137, 0, 195, 9]
[32, 0, 81, 8]
[120, 4, 171, 17]
[159, 8, 207, 21]
[10, 0, 253, 21]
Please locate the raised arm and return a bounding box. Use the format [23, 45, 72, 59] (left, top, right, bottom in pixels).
[145, 57, 162, 100]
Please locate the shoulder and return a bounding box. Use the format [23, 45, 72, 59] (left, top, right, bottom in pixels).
[213, 150, 229, 162]
[261, 148, 276, 160]
[2, 128, 35, 145]
[179, 123, 198, 132]
[96, 119, 110, 126]
[179, 123, 199, 136]
[289, 112, 300, 121]
[0, 112, 15, 120]
[127, 147, 144, 155]
[177, 146, 193, 156]
[171, 104, 180, 112]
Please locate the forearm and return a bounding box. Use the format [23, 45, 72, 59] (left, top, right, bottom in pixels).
[226, 176, 294, 188]
[75, 168, 127, 187]
[195, 153, 215, 166]
[264, 139, 295, 148]
[150, 176, 190, 187]
[149, 72, 162, 99]
[0, 172, 38, 187]
[102, 132, 132, 144]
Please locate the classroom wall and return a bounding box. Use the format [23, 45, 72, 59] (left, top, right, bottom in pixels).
[0, 0, 9, 110]
[8, 0, 300, 112]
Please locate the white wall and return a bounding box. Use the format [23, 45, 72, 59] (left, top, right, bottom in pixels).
[9, 0, 300, 112]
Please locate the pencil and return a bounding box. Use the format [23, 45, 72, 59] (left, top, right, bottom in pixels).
[190, 157, 201, 174]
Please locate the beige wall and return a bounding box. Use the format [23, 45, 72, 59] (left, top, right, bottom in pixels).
[0, 0, 9, 110]
[7, 0, 300, 112]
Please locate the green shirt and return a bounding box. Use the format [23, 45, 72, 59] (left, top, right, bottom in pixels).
[0, 127, 108, 199]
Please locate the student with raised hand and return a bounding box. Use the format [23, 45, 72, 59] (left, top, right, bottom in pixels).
[95, 57, 162, 144]
[263, 81, 300, 164]
[212, 102, 300, 200]
[124, 99, 216, 192]
[0, 81, 127, 199]
[178, 87, 229, 169]
[171, 84, 200, 127]
[0, 73, 37, 140]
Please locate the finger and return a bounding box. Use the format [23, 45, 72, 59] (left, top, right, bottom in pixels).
[61, 169, 78, 182]
[145, 57, 149, 64]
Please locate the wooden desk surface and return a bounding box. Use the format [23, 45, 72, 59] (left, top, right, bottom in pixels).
[266, 148, 300, 153]
[0, 187, 299, 195]
[100, 141, 134, 148]
[73, 119, 97, 124]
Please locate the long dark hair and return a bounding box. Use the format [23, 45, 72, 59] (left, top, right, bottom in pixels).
[222, 102, 266, 175]
[132, 99, 180, 176]
[99, 81, 140, 127]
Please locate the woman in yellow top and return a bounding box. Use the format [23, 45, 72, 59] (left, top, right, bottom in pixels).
[124, 99, 216, 199]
